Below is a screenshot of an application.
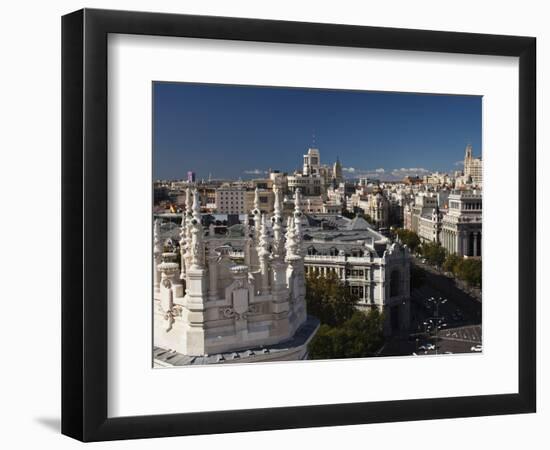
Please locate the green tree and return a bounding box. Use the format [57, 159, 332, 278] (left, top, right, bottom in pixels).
[308, 310, 385, 360]
[455, 258, 482, 288]
[443, 253, 461, 274]
[421, 242, 446, 267]
[305, 271, 358, 327]
[395, 228, 421, 253]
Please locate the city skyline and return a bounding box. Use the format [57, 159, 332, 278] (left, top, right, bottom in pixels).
[153, 82, 482, 181]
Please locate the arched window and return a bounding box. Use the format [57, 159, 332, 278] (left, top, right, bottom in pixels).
[390, 270, 401, 297]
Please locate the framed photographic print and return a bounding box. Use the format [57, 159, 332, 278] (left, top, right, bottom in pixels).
[61, 8, 536, 442]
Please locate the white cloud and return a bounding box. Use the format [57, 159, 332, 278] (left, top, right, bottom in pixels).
[390, 167, 430, 178]
[243, 169, 266, 175]
[342, 167, 389, 179]
[454, 160, 464, 166]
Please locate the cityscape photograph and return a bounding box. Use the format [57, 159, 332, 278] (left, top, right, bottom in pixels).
[152, 82, 482, 367]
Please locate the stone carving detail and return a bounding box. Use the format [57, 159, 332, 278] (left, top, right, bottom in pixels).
[162, 304, 182, 332]
[189, 189, 204, 269]
[219, 304, 260, 321]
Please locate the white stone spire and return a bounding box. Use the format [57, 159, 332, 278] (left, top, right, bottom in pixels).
[285, 215, 298, 260]
[153, 219, 162, 292]
[271, 186, 284, 259]
[185, 187, 192, 215]
[182, 188, 194, 273]
[189, 189, 204, 269]
[252, 187, 261, 243]
[293, 188, 303, 245]
[192, 189, 201, 223]
[257, 214, 270, 294]
[180, 211, 191, 280]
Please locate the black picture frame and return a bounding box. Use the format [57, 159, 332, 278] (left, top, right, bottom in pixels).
[61, 8, 536, 442]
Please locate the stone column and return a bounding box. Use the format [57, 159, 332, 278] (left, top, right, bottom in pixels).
[453, 231, 458, 254]
[473, 232, 478, 257]
[456, 231, 462, 256]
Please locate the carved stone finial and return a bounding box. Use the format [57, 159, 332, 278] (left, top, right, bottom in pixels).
[188, 190, 204, 270]
[252, 188, 262, 243]
[185, 187, 192, 215]
[192, 189, 201, 223]
[256, 214, 270, 294]
[293, 188, 303, 244]
[258, 214, 269, 253]
[285, 216, 297, 260]
[271, 186, 284, 259]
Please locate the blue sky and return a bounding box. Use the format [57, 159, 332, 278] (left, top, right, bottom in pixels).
[153, 82, 481, 181]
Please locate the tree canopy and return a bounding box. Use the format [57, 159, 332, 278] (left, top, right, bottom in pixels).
[421, 242, 446, 267]
[308, 310, 385, 359]
[395, 228, 421, 253]
[306, 272, 385, 359]
[442, 253, 461, 274]
[454, 258, 482, 288]
[305, 271, 357, 327]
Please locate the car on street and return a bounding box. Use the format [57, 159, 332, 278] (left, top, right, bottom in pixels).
[419, 343, 435, 351]
[470, 344, 483, 352]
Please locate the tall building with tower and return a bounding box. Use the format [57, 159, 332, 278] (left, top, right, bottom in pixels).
[463, 144, 482, 186]
[287, 147, 345, 197]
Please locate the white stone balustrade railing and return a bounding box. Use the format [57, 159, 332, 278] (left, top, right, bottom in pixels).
[304, 254, 373, 263]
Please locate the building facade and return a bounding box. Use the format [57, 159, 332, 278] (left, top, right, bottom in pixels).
[301, 215, 411, 335]
[441, 190, 482, 257]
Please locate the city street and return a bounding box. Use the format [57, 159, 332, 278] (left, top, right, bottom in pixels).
[379, 261, 482, 357]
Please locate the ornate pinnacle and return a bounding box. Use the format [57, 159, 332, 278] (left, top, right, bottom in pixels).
[258, 214, 269, 254]
[293, 188, 303, 241]
[294, 188, 302, 213]
[178, 212, 187, 279]
[185, 187, 192, 215]
[186, 189, 203, 270]
[252, 187, 262, 243]
[257, 214, 270, 294]
[284, 216, 297, 259]
[192, 189, 201, 223]
[271, 186, 283, 259]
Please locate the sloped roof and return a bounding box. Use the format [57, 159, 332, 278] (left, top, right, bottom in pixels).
[347, 216, 371, 231]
